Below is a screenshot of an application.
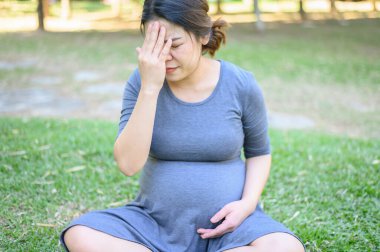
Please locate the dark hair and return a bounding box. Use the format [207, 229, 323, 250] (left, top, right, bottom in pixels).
[140, 0, 229, 57]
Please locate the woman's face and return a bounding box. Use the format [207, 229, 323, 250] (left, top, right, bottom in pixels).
[145, 18, 209, 83]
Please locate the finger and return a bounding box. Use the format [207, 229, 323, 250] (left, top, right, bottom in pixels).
[200, 222, 231, 239]
[152, 26, 166, 57]
[140, 22, 152, 52]
[136, 47, 141, 55]
[143, 22, 151, 37]
[210, 208, 229, 223]
[197, 228, 212, 234]
[158, 38, 172, 61]
[143, 21, 159, 53]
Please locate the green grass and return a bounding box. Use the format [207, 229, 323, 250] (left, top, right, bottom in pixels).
[0, 18, 379, 250]
[1, 19, 379, 139]
[224, 19, 380, 87]
[1, 117, 379, 251]
[1, 19, 379, 86]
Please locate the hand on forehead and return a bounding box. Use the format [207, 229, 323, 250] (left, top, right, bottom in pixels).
[146, 18, 185, 42]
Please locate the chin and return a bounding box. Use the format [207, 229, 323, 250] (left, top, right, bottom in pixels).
[165, 75, 180, 82]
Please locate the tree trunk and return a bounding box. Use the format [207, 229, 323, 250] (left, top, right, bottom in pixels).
[61, 0, 71, 19]
[216, 0, 223, 14]
[37, 0, 45, 31]
[254, 0, 265, 31]
[330, 0, 337, 15]
[329, 0, 347, 25]
[299, 0, 307, 21]
[372, 0, 378, 11]
[43, 0, 49, 17]
[112, 0, 122, 18]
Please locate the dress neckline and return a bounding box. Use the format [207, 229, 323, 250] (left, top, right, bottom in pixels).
[164, 59, 223, 106]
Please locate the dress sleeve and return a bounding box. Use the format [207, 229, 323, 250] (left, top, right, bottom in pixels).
[116, 68, 141, 139]
[241, 72, 271, 159]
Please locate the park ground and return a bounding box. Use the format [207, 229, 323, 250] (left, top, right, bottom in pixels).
[0, 9, 379, 252]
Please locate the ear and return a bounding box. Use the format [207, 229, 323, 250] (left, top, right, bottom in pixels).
[200, 34, 210, 45]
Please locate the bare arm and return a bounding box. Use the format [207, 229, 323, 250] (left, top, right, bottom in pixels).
[113, 21, 172, 176]
[113, 89, 160, 176]
[241, 154, 272, 214]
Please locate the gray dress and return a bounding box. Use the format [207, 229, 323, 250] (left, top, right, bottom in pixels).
[60, 59, 305, 252]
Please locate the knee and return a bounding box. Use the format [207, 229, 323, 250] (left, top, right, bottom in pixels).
[63, 225, 99, 252]
[250, 233, 305, 252]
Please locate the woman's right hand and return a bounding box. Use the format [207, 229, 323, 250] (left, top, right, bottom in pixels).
[136, 21, 172, 93]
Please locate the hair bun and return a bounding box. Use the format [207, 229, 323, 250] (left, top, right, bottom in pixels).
[203, 18, 230, 57]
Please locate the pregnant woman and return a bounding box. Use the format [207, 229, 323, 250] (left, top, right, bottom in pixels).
[60, 1, 306, 251]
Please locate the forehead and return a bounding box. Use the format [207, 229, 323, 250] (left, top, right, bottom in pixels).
[146, 18, 187, 39]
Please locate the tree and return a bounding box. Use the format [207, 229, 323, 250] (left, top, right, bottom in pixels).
[299, 0, 307, 21]
[37, 0, 50, 31]
[372, 0, 378, 11]
[330, 0, 337, 15]
[37, 0, 45, 31]
[253, 0, 265, 31]
[216, 0, 223, 14]
[43, 0, 50, 17]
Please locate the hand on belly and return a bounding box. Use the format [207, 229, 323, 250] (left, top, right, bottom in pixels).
[197, 200, 253, 239]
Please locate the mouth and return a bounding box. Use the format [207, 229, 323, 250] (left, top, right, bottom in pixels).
[166, 67, 178, 73]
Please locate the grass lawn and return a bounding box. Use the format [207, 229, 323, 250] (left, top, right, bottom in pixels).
[0, 12, 379, 252]
[1, 117, 379, 251]
[1, 18, 379, 138]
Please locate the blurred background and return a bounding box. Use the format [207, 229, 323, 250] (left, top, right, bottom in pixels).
[0, 0, 379, 139]
[1, 0, 379, 31]
[1, 1, 379, 251]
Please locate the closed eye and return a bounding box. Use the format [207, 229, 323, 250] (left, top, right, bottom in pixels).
[171, 45, 180, 49]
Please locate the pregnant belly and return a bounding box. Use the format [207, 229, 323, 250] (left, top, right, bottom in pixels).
[137, 157, 246, 217]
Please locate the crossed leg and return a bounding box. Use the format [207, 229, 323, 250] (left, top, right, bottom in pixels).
[63, 225, 153, 252]
[223, 232, 305, 252]
[64, 226, 304, 252]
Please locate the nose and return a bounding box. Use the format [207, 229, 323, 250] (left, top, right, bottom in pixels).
[165, 50, 173, 61]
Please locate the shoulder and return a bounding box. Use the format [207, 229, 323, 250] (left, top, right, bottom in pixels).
[124, 67, 142, 93]
[128, 68, 141, 85]
[221, 60, 262, 99]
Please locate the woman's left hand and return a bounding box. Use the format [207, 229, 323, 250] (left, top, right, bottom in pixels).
[197, 200, 254, 239]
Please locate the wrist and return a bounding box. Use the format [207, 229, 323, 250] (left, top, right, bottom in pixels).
[240, 198, 258, 214]
[140, 86, 161, 96]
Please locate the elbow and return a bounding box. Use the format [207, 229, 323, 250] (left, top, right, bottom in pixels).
[113, 152, 135, 177]
[113, 141, 132, 176]
[113, 145, 143, 177]
[118, 163, 138, 177]
[115, 160, 131, 177]
[114, 155, 139, 177]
